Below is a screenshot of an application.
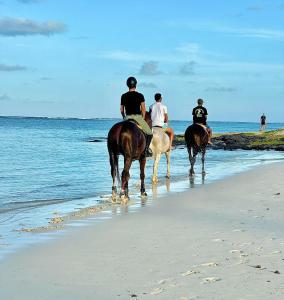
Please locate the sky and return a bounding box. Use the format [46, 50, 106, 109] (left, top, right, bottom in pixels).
[0, 0, 284, 121]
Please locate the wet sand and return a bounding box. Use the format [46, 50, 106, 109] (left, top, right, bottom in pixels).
[0, 163, 283, 300]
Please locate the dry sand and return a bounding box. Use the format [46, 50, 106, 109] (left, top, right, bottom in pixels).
[0, 163, 284, 300]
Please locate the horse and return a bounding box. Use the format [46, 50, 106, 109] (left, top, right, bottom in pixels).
[150, 127, 172, 184]
[184, 123, 209, 177]
[107, 113, 152, 202]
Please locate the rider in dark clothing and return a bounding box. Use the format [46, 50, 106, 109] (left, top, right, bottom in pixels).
[192, 98, 213, 144]
[120, 77, 153, 157]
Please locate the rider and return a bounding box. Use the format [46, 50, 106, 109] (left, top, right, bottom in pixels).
[149, 93, 174, 149]
[120, 76, 153, 157]
[192, 98, 213, 144]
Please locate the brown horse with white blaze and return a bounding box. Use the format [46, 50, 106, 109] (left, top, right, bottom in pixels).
[184, 123, 209, 176]
[107, 113, 152, 202]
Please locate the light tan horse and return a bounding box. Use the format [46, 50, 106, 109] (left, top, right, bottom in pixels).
[150, 127, 172, 184]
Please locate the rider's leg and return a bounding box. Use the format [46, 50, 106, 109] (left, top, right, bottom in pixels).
[145, 134, 153, 157]
[207, 127, 213, 145]
[165, 128, 174, 149]
[131, 115, 153, 157]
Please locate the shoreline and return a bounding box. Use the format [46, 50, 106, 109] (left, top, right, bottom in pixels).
[1, 151, 284, 261]
[0, 163, 283, 299]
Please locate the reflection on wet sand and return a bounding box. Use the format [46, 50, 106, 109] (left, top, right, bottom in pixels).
[151, 178, 171, 200]
[189, 173, 206, 188]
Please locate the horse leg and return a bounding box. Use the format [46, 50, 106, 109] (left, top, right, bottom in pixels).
[152, 153, 161, 184]
[139, 156, 147, 196]
[165, 150, 170, 179]
[189, 147, 196, 177]
[120, 156, 132, 203]
[109, 152, 118, 202]
[201, 149, 206, 175]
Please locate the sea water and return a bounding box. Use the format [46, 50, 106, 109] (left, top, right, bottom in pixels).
[0, 116, 284, 257]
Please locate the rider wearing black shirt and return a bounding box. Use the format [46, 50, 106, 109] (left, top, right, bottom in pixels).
[120, 77, 153, 156]
[192, 98, 212, 144]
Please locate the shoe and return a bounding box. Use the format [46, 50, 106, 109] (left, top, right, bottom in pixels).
[145, 148, 153, 157]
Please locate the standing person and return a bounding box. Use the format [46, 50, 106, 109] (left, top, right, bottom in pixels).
[120, 76, 153, 157]
[149, 93, 174, 148]
[260, 113, 267, 131]
[192, 98, 212, 144]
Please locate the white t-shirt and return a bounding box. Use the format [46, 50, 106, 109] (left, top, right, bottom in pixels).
[149, 102, 168, 127]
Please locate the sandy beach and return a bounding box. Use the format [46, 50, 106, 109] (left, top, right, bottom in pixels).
[0, 163, 283, 300]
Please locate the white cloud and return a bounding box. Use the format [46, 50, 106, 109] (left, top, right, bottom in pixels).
[139, 61, 162, 75]
[139, 82, 158, 88]
[0, 17, 66, 36]
[0, 94, 11, 101]
[0, 63, 27, 71]
[167, 20, 284, 40]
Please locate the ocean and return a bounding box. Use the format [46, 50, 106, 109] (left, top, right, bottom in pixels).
[0, 116, 284, 257]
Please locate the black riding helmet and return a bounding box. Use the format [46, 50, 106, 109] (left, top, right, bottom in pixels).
[126, 76, 137, 88]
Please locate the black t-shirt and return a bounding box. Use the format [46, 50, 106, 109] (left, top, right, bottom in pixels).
[121, 91, 145, 115]
[192, 106, 208, 125]
[261, 115, 266, 125]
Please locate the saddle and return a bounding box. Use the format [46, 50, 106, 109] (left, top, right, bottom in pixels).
[124, 119, 143, 131]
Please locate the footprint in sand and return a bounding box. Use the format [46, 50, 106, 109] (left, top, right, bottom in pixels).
[181, 270, 200, 276]
[202, 277, 221, 283]
[150, 287, 164, 295]
[212, 238, 225, 242]
[200, 262, 219, 267]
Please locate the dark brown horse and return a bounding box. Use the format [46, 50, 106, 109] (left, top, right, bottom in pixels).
[107, 113, 152, 202]
[184, 123, 209, 176]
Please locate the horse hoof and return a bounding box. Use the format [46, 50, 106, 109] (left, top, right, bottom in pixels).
[141, 192, 147, 197]
[152, 179, 158, 184]
[165, 175, 170, 179]
[120, 195, 129, 204]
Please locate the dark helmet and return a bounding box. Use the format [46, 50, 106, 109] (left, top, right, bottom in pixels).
[197, 98, 204, 105]
[126, 76, 137, 88]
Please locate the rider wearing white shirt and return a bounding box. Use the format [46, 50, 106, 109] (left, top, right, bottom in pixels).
[149, 101, 168, 127]
[149, 93, 174, 148]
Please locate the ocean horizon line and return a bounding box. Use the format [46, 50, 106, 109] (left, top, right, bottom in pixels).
[1, 115, 283, 125]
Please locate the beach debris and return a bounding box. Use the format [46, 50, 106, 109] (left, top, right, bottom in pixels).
[270, 250, 281, 254]
[274, 192, 280, 196]
[181, 270, 200, 276]
[49, 216, 64, 224]
[251, 264, 262, 269]
[130, 294, 138, 298]
[273, 270, 280, 274]
[18, 224, 64, 232]
[202, 277, 221, 283]
[150, 287, 164, 295]
[232, 229, 246, 232]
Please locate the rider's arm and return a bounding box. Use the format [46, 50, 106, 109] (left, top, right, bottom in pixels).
[141, 102, 146, 118]
[120, 105, 125, 119]
[164, 113, 168, 123]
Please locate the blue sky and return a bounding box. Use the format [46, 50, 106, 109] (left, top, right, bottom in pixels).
[0, 0, 283, 121]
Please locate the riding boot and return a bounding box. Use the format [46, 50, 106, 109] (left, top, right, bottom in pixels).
[145, 134, 153, 157]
